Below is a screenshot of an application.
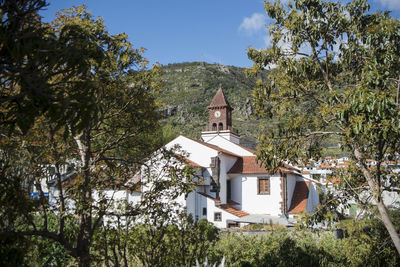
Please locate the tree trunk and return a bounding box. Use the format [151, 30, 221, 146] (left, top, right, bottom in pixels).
[376, 197, 400, 254]
[77, 253, 91, 267]
[354, 148, 400, 255]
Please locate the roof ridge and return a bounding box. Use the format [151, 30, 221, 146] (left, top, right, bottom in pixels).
[174, 153, 206, 168]
[208, 87, 232, 109]
[197, 192, 221, 203]
[185, 136, 240, 157]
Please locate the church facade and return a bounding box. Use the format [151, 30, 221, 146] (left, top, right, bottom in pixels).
[160, 87, 321, 228]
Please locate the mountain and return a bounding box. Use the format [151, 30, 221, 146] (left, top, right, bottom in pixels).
[157, 62, 267, 148]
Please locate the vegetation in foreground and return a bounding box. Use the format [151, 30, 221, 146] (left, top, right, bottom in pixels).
[2, 212, 399, 266]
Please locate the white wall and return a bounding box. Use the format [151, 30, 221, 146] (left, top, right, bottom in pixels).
[203, 135, 254, 156]
[230, 175, 242, 207]
[219, 154, 239, 204]
[286, 174, 298, 210]
[306, 182, 320, 213]
[204, 196, 240, 228]
[165, 136, 218, 168]
[240, 175, 282, 216]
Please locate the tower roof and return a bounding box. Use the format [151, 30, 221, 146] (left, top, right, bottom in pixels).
[207, 86, 232, 109]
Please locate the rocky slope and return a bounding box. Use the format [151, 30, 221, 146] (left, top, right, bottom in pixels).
[157, 62, 266, 148]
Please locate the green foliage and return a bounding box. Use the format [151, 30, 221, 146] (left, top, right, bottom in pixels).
[0, 3, 163, 266]
[0, 234, 29, 267]
[209, 220, 399, 267]
[127, 218, 219, 267]
[210, 231, 320, 267]
[248, 0, 400, 252]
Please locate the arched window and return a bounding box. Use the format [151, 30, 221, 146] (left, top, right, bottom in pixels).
[218, 123, 223, 131]
[212, 123, 217, 131]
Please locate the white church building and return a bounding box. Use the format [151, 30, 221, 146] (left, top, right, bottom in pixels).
[46, 87, 321, 228]
[153, 87, 321, 228]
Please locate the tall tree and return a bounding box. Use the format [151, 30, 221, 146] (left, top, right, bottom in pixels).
[248, 0, 400, 253]
[0, 4, 163, 266]
[0, 0, 107, 134]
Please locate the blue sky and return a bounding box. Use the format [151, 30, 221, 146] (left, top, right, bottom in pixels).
[41, 0, 400, 68]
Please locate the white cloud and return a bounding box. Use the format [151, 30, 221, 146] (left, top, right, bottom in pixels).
[239, 13, 266, 35]
[375, 0, 400, 12]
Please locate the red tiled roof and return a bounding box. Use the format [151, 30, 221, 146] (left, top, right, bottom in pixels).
[228, 199, 240, 206]
[227, 156, 299, 175]
[288, 181, 310, 214]
[282, 162, 301, 173]
[207, 87, 232, 109]
[228, 156, 269, 174]
[320, 164, 332, 169]
[197, 192, 249, 217]
[174, 153, 205, 168]
[219, 204, 249, 217]
[322, 177, 341, 184]
[184, 158, 204, 168]
[186, 137, 239, 158]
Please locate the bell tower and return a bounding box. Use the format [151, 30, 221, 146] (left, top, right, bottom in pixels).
[201, 86, 240, 144]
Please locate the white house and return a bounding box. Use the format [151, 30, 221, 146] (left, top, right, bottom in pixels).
[144, 87, 321, 228]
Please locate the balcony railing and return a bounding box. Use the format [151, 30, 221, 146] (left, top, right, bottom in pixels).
[203, 126, 238, 134]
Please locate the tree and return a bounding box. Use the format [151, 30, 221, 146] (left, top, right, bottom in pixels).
[248, 0, 400, 254]
[0, 0, 108, 134]
[124, 148, 217, 266]
[1, 4, 163, 266]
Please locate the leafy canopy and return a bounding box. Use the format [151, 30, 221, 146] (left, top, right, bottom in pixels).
[248, 0, 400, 254]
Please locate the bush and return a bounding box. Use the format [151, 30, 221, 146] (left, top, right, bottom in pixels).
[208, 216, 400, 267]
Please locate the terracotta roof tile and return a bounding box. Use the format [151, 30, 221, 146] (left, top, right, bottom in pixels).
[288, 181, 310, 214]
[228, 199, 240, 206]
[322, 177, 341, 184]
[228, 156, 299, 175]
[228, 157, 267, 174]
[219, 204, 249, 217]
[207, 87, 232, 109]
[197, 192, 249, 217]
[174, 153, 205, 168]
[320, 164, 332, 169]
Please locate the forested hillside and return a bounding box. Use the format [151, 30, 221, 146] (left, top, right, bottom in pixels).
[157, 62, 268, 148]
[157, 62, 344, 154]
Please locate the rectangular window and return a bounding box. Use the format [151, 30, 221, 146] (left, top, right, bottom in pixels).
[258, 177, 270, 195]
[214, 212, 222, 221]
[202, 207, 207, 216]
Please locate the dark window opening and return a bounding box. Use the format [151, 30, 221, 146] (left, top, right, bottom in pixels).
[227, 222, 239, 228]
[214, 212, 222, 221]
[227, 180, 231, 201]
[202, 207, 207, 216]
[218, 122, 223, 131]
[212, 123, 217, 131]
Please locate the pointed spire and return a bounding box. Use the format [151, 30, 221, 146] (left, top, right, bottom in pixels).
[208, 86, 232, 109]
